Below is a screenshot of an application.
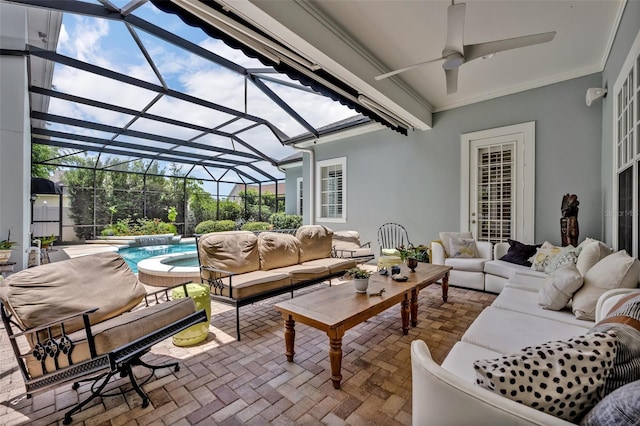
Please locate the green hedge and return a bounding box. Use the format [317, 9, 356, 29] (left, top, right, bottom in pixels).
[270, 212, 302, 230]
[240, 221, 272, 231]
[194, 220, 235, 234]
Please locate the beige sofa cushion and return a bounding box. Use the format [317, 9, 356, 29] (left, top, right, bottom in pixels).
[0, 252, 145, 334]
[26, 297, 196, 378]
[333, 230, 362, 251]
[576, 240, 611, 276]
[198, 231, 259, 275]
[258, 232, 300, 270]
[537, 264, 584, 311]
[572, 250, 640, 320]
[301, 257, 356, 274]
[214, 270, 291, 299]
[296, 225, 333, 262]
[272, 264, 330, 284]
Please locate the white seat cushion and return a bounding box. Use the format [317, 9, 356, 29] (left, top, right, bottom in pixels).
[484, 260, 546, 280]
[504, 272, 547, 292]
[444, 257, 487, 272]
[461, 307, 590, 354]
[492, 287, 594, 328]
[441, 341, 502, 383]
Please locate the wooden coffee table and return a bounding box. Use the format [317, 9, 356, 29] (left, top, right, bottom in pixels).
[274, 263, 451, 388]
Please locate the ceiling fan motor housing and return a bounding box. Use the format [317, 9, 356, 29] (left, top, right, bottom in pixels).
[443, 52, 464, 70]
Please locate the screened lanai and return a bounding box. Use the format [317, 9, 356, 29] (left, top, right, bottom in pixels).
[8, 0, 403, 241]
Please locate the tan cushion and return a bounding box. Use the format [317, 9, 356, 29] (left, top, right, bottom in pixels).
[439, 232, 472, 257]
[258, 232, 300, 270]
[572, 250, 640, 320]
[296, 225, 333, 262]
[215, 270, 290, 299]
[1, 252, 145, 334]
[26, 297, 196, 378]
[301, 257, 356, 274]
[272, 264, 330, 284]
[198, 231, 259, 275]
[333, 230, 362, 251]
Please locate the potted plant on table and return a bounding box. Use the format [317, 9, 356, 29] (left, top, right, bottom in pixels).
[343, 267, 372, 293]
[0, 231, 18, 263]
[398, 245, 419, 272]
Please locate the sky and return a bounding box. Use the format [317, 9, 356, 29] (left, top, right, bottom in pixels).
[46, 0, 358, 191]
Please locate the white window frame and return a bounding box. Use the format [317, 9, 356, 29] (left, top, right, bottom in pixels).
[612, 30, 640, 255]
[296, 177, 303, 216]
[315, 157, 347, 223]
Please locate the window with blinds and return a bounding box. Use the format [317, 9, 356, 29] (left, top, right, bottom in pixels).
[316, 157, 346, 221]
[477, 144, 515, 244]
[296, 177, 303, 216]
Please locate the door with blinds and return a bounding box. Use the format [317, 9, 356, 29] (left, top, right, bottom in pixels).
[473, 141, 515, 243]
[461, 122, 535, 244]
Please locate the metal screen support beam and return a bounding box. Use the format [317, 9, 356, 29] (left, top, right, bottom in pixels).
[258, 182, 262, 222]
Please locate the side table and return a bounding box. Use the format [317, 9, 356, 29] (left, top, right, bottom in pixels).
[0, 262, 16, 278]
[171, 283, 211, 346]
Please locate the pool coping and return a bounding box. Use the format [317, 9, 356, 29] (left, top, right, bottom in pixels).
[137, 250, 201, 287]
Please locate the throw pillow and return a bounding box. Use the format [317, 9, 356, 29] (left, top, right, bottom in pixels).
[439, 232, 472, 257]
[544, 245, 581, 274]
[538, 264, 584, 310]
[500, 239, 539, 267]
[581, 379, 640, 426]
[449, 237, 477, 258]
[529, 241, 562, 272]
[572, 250, 640, 320]
[474, 331, 619, 423]
[576, 240, 611, 276]
[589, 293, 640, 397]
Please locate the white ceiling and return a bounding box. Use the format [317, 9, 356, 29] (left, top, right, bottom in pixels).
[215, 0, 625, 129]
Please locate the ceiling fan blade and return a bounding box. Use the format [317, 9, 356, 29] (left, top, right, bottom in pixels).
[375, 57, 444, 80]
[442, 2, 466, 56]
[464, 31, 556, 62]
[445, 68, 458, 94]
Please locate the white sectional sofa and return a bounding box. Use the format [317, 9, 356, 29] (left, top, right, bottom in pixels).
[411, 243, 640, 425]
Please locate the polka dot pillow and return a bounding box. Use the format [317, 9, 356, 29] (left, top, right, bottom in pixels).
[474, 331, 619, 422]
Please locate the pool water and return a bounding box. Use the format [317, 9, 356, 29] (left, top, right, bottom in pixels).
[119, 243, 196, 273]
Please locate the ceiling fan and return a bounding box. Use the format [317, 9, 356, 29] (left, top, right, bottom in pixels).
[374, 1, 556, 94]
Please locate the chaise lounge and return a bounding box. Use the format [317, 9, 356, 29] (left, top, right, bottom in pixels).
[0, 252, 208, 425]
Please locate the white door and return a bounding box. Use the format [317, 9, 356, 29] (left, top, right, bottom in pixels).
[461, 122, 535, 243]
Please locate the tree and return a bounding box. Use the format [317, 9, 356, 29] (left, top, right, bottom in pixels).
[31, 144, 59, 178]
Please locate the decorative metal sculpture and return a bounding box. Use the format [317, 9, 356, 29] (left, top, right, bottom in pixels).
[560, 194, 579, 247]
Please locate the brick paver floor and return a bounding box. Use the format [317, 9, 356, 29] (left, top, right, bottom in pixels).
[0, 282, 495, 425]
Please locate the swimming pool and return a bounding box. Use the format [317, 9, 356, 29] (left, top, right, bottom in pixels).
[119, 243, 197, 273]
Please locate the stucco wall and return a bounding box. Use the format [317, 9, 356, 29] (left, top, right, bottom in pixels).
[288, 73, 604, 253]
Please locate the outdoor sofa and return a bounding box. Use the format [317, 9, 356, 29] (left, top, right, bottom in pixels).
[197, 225, 358, 339]
[412, 243, 640, 425]
[0, 251, 208, 425]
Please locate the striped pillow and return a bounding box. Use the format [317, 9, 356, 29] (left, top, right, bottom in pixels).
[590, 294, 640, 397]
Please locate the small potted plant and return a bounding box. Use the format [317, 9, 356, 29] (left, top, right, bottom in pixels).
[0, 231, 18, 263]
[398, 245, 419, 272]
[344, 267, 372, 293]
[34, 234, 57, 250]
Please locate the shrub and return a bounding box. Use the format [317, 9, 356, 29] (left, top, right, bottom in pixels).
[194, 220, 235, 234]
[241, 221, 272, 231]
[270, 212, 302, 230]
